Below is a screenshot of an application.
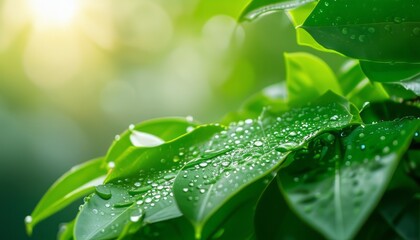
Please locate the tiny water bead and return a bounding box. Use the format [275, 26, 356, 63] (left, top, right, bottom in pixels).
[186, 115, 194, 122]
[24, 215, 32, 224]
[330, 115, 339, 121]
[107, 161, 116, 169]
[360, 144, 366, 150]
[254, 140, 263, 147]
[114, 135, 121, 141]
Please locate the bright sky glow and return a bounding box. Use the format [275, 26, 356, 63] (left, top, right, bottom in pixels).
[27, 0, 79, 28]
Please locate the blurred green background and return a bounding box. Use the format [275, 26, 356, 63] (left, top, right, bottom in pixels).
[0, 0, 343, 239]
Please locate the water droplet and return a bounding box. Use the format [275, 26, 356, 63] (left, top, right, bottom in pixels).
[129, 186, 152, 195]
[183, 188, 189, 192]
[96, 185, 112, 200]
[221, 161, 230, 167]
[358, 35, 366, 42]
[254, 140, 263, 147]
[245, 119, 253, 124]
[324, 1, 329, 6]
[134, 182, 141, 187]
[236, 127, 243, 132]
[393, 17, 402, 23]
[368, 27, 375, 33]
[114, 135, 120, 141]
[114, 200, 134, 208]
[359, 133, 365, 138]
[105, 203, 111, 208]
[360, 144, 366, 150]
[186, 115, 194, 122]
[380, 136, 386, 141]
[25, 215, 32, 224]
[137, 200, 144, 205]
[164, 173, 177, 180]
[107, 161, 115, 169]
[342, 27, 348, 34]
[145, 197, 152, 203]
[173, 156, 180, 162]
[130, 131, 164, 147]
[186, 126, 195, 132]
[130, 209, 144, 222]
[330, 115, 339, 121]
[414, 132, 419, 137]
[199, 189, 206, 194]
[383, 146, 390, 153]
[92, 209, 98, 214]
[129, 124, 135, 130]
[413, 28, 420, 36]
[199, 162, 208, 168]
[289, 131, 297, 137]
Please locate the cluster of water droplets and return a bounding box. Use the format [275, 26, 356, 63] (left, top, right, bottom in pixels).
[282, 119, 417, 224]
[176, 102, 352, 215]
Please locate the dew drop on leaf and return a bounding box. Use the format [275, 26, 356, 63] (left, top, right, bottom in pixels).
[254, 140, 263, 147]
[24, 215, 32, 224]
[130, 209, 144, 223]
[96, 185, 112, 200]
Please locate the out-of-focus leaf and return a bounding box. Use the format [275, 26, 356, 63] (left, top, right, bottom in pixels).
[132, 217, 194, 240]
[279, 119, 420, 240]
[240, 0, 316, 21]
[58, 219, 75, 240]
[174, 92, 360, 238]
[255, 179, 324, 239]
[25, 157, 106, 235]
[379, 188, 420, 240]
[285, 52, 341, 107]
[302, 0, 420, 63]
[337, 60, 366, 96]
[404, 150, 420, 184]
[106, 117, 198, 165]
[346, 80, 389, 109]
[74, 126, 222, 240]
[222, 83, 288, 124]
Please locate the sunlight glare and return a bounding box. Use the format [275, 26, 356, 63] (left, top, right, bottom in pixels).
[27, 0, 79, 27]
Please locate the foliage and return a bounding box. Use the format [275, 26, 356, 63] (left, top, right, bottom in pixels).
[27, 0, 420, 239]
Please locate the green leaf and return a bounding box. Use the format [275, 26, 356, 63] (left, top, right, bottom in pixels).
[133, 217, 194, 240]
[337, 60, 367, 96]
[302, 0, 420, 63]
[360, 62, 420, 83]
[58, 219, 75, 240]
[25, 157, 106, 235]
[360, 61, 420, 96]
[286, 2, 337, 53]
[74, 126, 222, 240]
[174, 92, 359, 238]
[278, 119, 420, 240]
[222, 83, 288, 124]
[106, 117, 198, 165]
[285, 52, 342, 107]
[255, 179, 323, 239]
[360, 101, 420, 124]
[240, 0, 316, 21]
[379, 188, 420, 240]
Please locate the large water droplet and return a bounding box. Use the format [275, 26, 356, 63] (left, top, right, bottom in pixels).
[130, 209, 144, 222]
[25, 215, 32, 224]
[107, 161, 115, 169]
[130, 131, 164, 147]
[96, 185, 112, 200]
[129, 186, 152, 195]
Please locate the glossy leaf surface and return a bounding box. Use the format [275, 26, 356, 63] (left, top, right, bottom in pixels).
[302, 0, 420, 62]
[106, 117, 198, 164]
[174, 92, 359, 237]
[74, 126, 222, 240]
[279, 119, 420, 240]
[26, 157, 106, 235]
[285, 52, 341, 107]
[240, 0, 316, 21]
